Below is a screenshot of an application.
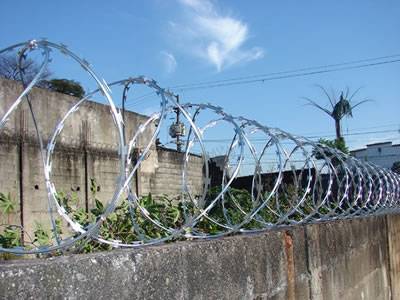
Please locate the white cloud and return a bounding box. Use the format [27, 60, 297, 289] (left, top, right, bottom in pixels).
[160, 51, 177, 73]
[171, 0, 264, 71]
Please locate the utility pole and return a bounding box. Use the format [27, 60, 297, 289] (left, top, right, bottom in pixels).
[121, 82, 140, 196]
[121, 84, 130, 141]
[175, 95, 181, 152]
[169, 94, 185, 152]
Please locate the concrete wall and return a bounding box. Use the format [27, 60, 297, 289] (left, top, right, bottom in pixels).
[0, 78, 204, 234]
[387, 213, 400, 299]
[0, 214, 399, 299]
[0, 139, 20, 226]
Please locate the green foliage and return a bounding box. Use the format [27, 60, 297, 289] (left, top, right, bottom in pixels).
[195, 187, 256, 233]
[45, 78, 85, 98]
[313, 137, 349, 160]
[318, 137, 349, 154]
[0, 193, 22, 259]
[91, 199, 104, 217]
[54, 218, 63, 238]
[33, 222, 51, 247]
[392, 161, 400, 174]
[0, 226, 21, 248]
[0, 192, 16, 215]
[55, 191, 76, 214]
[0, 225, 22, 260]
[0, 178, 335, 257]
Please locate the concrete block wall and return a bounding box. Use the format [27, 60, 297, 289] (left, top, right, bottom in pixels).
[142, 148, 204, 198]
[0, 214, 399, 299]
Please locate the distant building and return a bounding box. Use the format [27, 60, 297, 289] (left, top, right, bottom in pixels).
[350, 142, 400, 169]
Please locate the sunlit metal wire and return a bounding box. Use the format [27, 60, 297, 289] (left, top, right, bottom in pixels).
[0, 39, 399, 254]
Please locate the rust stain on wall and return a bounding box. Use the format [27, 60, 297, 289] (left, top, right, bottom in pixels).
[284, 230, 296, 300]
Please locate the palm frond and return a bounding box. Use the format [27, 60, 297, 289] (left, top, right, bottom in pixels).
[348, 86, 363, 101]
[303, 97, 333, 117]
[344, 86, 350, 99]
[315, 84, 336, 109]
[351, 99, 372, 110]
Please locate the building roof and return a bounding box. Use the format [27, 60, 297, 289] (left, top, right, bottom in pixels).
[350, 148, 366, 154]
[365, 141, 392, 147]
[350, 141, 400, 154]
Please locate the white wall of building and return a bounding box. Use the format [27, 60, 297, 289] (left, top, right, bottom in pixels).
[351, 142, 400, 169]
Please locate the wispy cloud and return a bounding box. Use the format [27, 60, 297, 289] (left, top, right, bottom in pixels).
[160, 51, 177, 73]
[171, 0, 264, 71]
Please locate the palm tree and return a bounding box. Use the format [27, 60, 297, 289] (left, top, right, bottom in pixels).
[305, 86, 371, 140]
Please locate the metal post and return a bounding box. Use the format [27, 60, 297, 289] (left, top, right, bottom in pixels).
[121, 84, 130, 141]
[175, 95, 181, 152]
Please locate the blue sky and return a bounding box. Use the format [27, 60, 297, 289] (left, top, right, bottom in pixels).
[1, 0, 399, 151]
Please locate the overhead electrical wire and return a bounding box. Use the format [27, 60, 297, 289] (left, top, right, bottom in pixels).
[123, 54, 400, 109]
[198, 129, 399, 143]
[173, 58, 400, 91]
[171, 54, 400, 89]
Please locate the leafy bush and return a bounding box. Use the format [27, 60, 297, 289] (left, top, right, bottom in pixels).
[0, 179, 333, 258]
[44, 78, 85, 98]
[313, 137, 349, 160]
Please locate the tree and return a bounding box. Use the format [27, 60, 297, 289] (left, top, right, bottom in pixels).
[318, 137, 349, 154]
[305, 86, 371, 140]
[0, 52, 85, 98]
[44, 79, 85, 98]
[0, 52, 51, 85]
[313, 137, 349, 161]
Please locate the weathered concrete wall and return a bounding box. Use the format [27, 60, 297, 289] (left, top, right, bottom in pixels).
[0, 78, 204, 234]
[306, 216, 391, 299]
[0, 214, 399, 300]
[387, 214, 400, 299]
[0, 139, 20, 226]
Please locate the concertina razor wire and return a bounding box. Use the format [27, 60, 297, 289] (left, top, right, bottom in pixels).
[0, 39, 399, 255]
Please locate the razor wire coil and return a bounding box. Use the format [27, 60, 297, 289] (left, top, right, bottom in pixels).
[0, 39, 399, 254]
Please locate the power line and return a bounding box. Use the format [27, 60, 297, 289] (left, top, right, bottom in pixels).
[122, 95, 156, 111]
[122, 54, 400, 109]
[175, 59, 400, 91]
[199, 129, 399, 143]
[171, 54, 400, 89]
[162, 130, 399, 147]
[291, 123, 399, 137]
[308, 129, 399, 139]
